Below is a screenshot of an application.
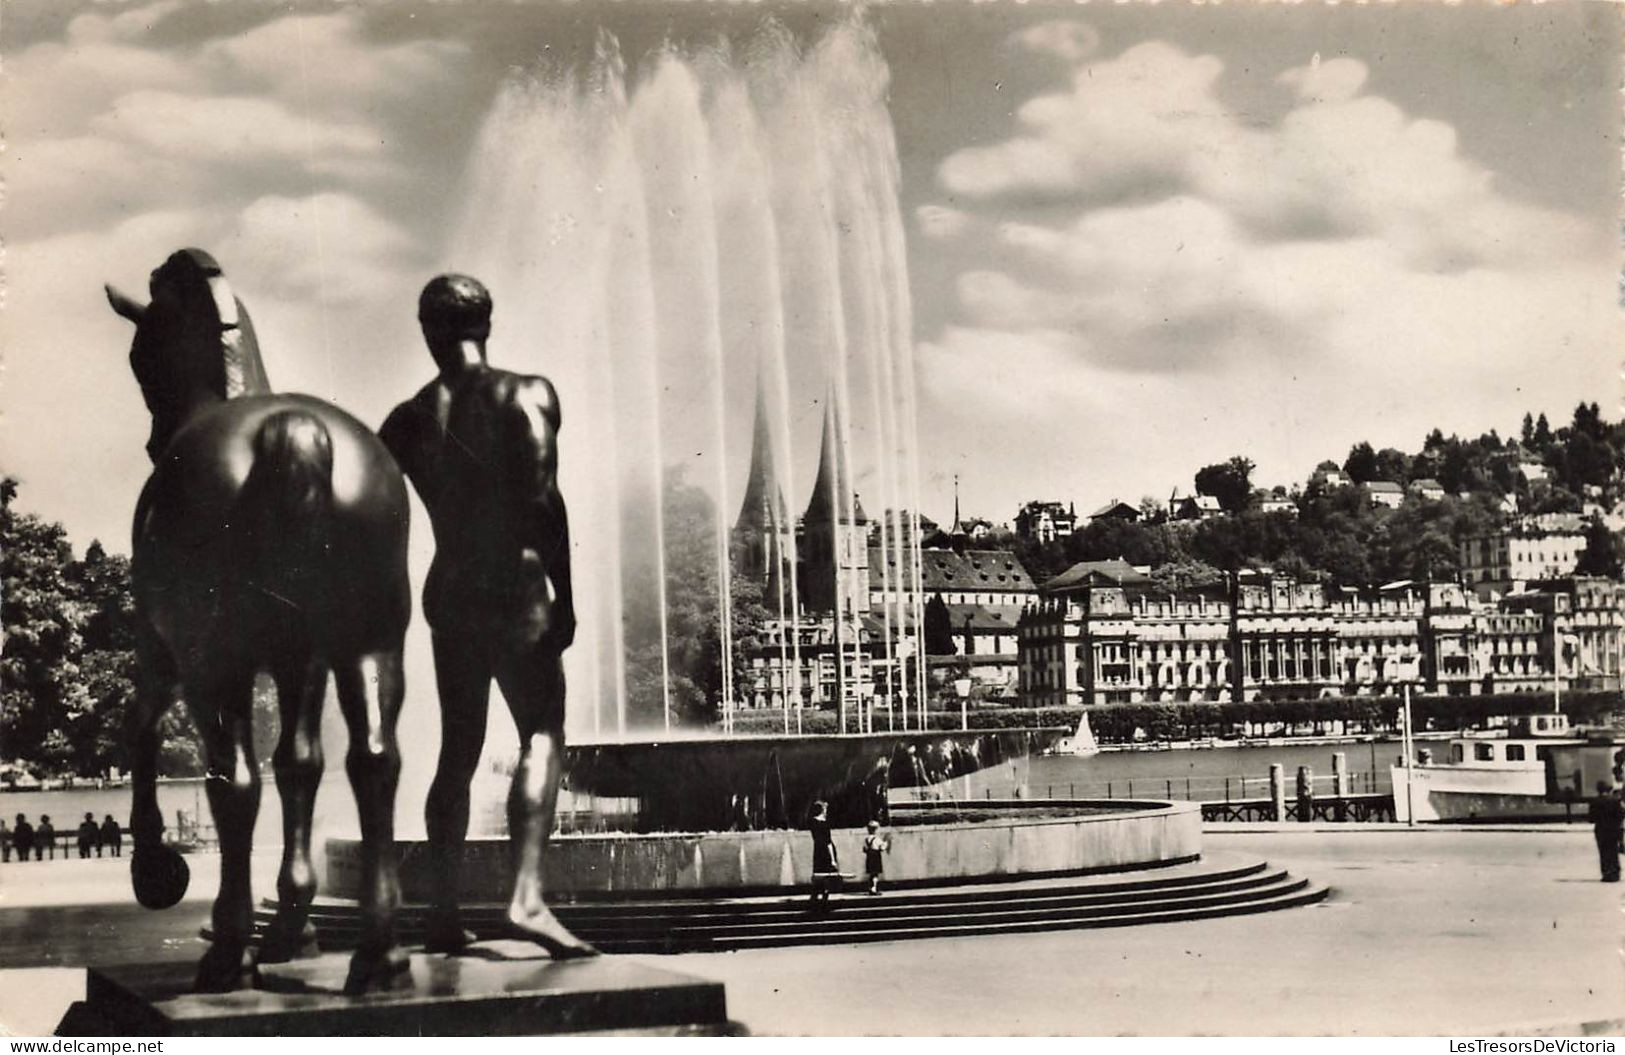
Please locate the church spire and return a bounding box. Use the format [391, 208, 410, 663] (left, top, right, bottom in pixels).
[948, 473, 966, 537]
[735, 372, 783, 535]
[803, 390, 842, 525]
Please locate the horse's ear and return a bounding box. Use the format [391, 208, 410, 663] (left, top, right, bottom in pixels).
[105, 284, 148, 324]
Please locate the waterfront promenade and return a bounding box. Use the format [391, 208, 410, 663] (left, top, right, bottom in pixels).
[1, 828, 1619, 1035]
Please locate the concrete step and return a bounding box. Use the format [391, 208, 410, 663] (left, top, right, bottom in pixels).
[718, 881, 1332, 951]
[258, 855, 1326, 953]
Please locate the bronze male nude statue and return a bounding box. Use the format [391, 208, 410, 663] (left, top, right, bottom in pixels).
[381, 275, 596, 959]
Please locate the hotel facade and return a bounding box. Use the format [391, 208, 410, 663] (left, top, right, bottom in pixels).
[1018, 561, 1624, 707]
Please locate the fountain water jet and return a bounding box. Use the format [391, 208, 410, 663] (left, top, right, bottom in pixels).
[435, 18, 926, 761]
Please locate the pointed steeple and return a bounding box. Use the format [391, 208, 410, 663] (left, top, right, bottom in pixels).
[803, 392, 843, 525]
[948, 474, 966, 537]
[735, 374, 784, 535]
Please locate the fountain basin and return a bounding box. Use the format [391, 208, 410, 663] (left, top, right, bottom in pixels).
[327, 799, 1201, 901]
[559, 728, 1070, 832]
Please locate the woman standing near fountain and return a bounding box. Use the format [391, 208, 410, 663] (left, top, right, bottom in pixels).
[808, 801, 839, 911]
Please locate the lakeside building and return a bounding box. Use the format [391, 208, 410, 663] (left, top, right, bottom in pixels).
[1015, 500, 1077, 543]
[1364, 481, 1405, 509]
[1017, 565, 1624, 707]
[1459, 514, 1587, 600]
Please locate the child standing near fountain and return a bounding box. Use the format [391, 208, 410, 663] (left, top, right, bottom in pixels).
[863, 820, 889, 895]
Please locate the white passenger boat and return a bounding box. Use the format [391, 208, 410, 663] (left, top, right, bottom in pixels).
[1390, 713, 1585, 823]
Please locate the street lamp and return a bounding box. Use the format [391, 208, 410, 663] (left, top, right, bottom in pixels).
[954, 674, 972, 732]
[1396, 656, 1422, 827]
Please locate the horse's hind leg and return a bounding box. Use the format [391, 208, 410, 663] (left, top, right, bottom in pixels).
[259, 659, 328, 963]
[189, 672, 262, 993]
[128, 618, 189, 910]
[334, 649, 411, 994]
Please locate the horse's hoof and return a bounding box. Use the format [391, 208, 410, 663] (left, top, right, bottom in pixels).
[131, 847, 190, 910]
[343, 945, 412, 996]
[257, 916, 321, 963]
[194, 941, 259, 993]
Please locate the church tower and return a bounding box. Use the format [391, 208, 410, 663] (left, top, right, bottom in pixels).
[732, 377, 788, 596]
[800, 395, 869, 620]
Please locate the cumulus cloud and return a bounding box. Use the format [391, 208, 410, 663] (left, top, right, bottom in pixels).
[922, 32, 1608, 388]
[936, 38, 1594, 268]
[94, 91, 386, 170]
[218, 192, 418, 306]
[4, 2, 469, 244]
[199, 14, 469, 120]
[915, 204, 971, 240]
[1278, 54, 1368, 104]
[1010, 20, 1101, 64]
[915, 24, 1616, 521]
[939, 42, 1230, 206]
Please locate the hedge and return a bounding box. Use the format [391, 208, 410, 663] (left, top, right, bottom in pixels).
[720, 691, 1623, 743]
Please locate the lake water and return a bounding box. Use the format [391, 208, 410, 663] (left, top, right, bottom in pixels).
[915, 739, 1405, 804]
[1, 737, 1403, 853]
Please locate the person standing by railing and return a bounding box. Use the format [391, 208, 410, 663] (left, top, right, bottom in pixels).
[100, 814, 122, 858]
[77, 813, 99, 859]
[13, 815, 34, 862]
[35, 815, 56, 860]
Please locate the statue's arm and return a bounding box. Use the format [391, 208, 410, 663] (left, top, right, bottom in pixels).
[512, 377, 574, 642]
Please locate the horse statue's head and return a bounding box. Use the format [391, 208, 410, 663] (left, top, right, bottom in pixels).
[106, 248, 271, 462]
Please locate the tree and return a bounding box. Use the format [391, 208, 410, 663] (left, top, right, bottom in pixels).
[1194, 456, 1255, 513]
[1343, 442, 1378, 483]
[1, 477, 84, 771]
[622, 468, 734, 728]
[923, 595, 956, 655]
[1148, 559, 1223, 594]
[1372, 447, 1410, 484]
[1577, 517, 1623, 578]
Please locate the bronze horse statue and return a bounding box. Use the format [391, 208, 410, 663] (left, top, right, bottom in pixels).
[106, 249, 413, 994]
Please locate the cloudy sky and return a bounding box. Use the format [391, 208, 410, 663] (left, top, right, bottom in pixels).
[3, 0, 1620, 549]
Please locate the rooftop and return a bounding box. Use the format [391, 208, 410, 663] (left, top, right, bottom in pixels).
[868, 546, 1036, 593]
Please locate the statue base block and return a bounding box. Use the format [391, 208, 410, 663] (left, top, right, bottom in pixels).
[59, 942, 730, 1036]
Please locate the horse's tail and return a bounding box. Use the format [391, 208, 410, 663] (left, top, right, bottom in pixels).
[235, 409, 335, 606]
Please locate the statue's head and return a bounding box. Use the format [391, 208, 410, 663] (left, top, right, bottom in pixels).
[419, 273, 492, 369]
[106, 248, 270, 462]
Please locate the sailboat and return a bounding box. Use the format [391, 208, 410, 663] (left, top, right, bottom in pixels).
[1056, 712, 1100, 757]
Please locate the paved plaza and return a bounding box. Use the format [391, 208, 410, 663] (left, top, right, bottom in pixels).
[1, 828, 1621, 1036]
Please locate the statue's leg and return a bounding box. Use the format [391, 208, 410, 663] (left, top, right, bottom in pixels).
[493, 647, 598, 959]
[423, 630, 491, 953]
[128, 618, 189, 910]
[188, 673, 262, 993]
[333, 650, 412, 994]
[259, 659, 327, 962]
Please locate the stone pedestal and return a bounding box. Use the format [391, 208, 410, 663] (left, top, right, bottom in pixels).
[57, 943, 729, 1036]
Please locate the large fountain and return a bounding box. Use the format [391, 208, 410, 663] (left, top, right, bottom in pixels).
[443, 19, 928, 738]
[317, 20, 1215, 917]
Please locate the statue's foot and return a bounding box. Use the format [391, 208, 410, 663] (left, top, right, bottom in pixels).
[257, 915, 321, 963]
[343, 944, 412, 996]
[194, 940, 259, 993]
[422, 914, 479, 955]
[504, 904, 599, 960]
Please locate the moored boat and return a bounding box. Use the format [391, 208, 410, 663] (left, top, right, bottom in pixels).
[1391, 713, 1585, 823]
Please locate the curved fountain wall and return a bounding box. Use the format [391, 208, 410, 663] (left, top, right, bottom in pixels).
[329, 800, 1200, 901]
[328, 725, 1201, 900]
